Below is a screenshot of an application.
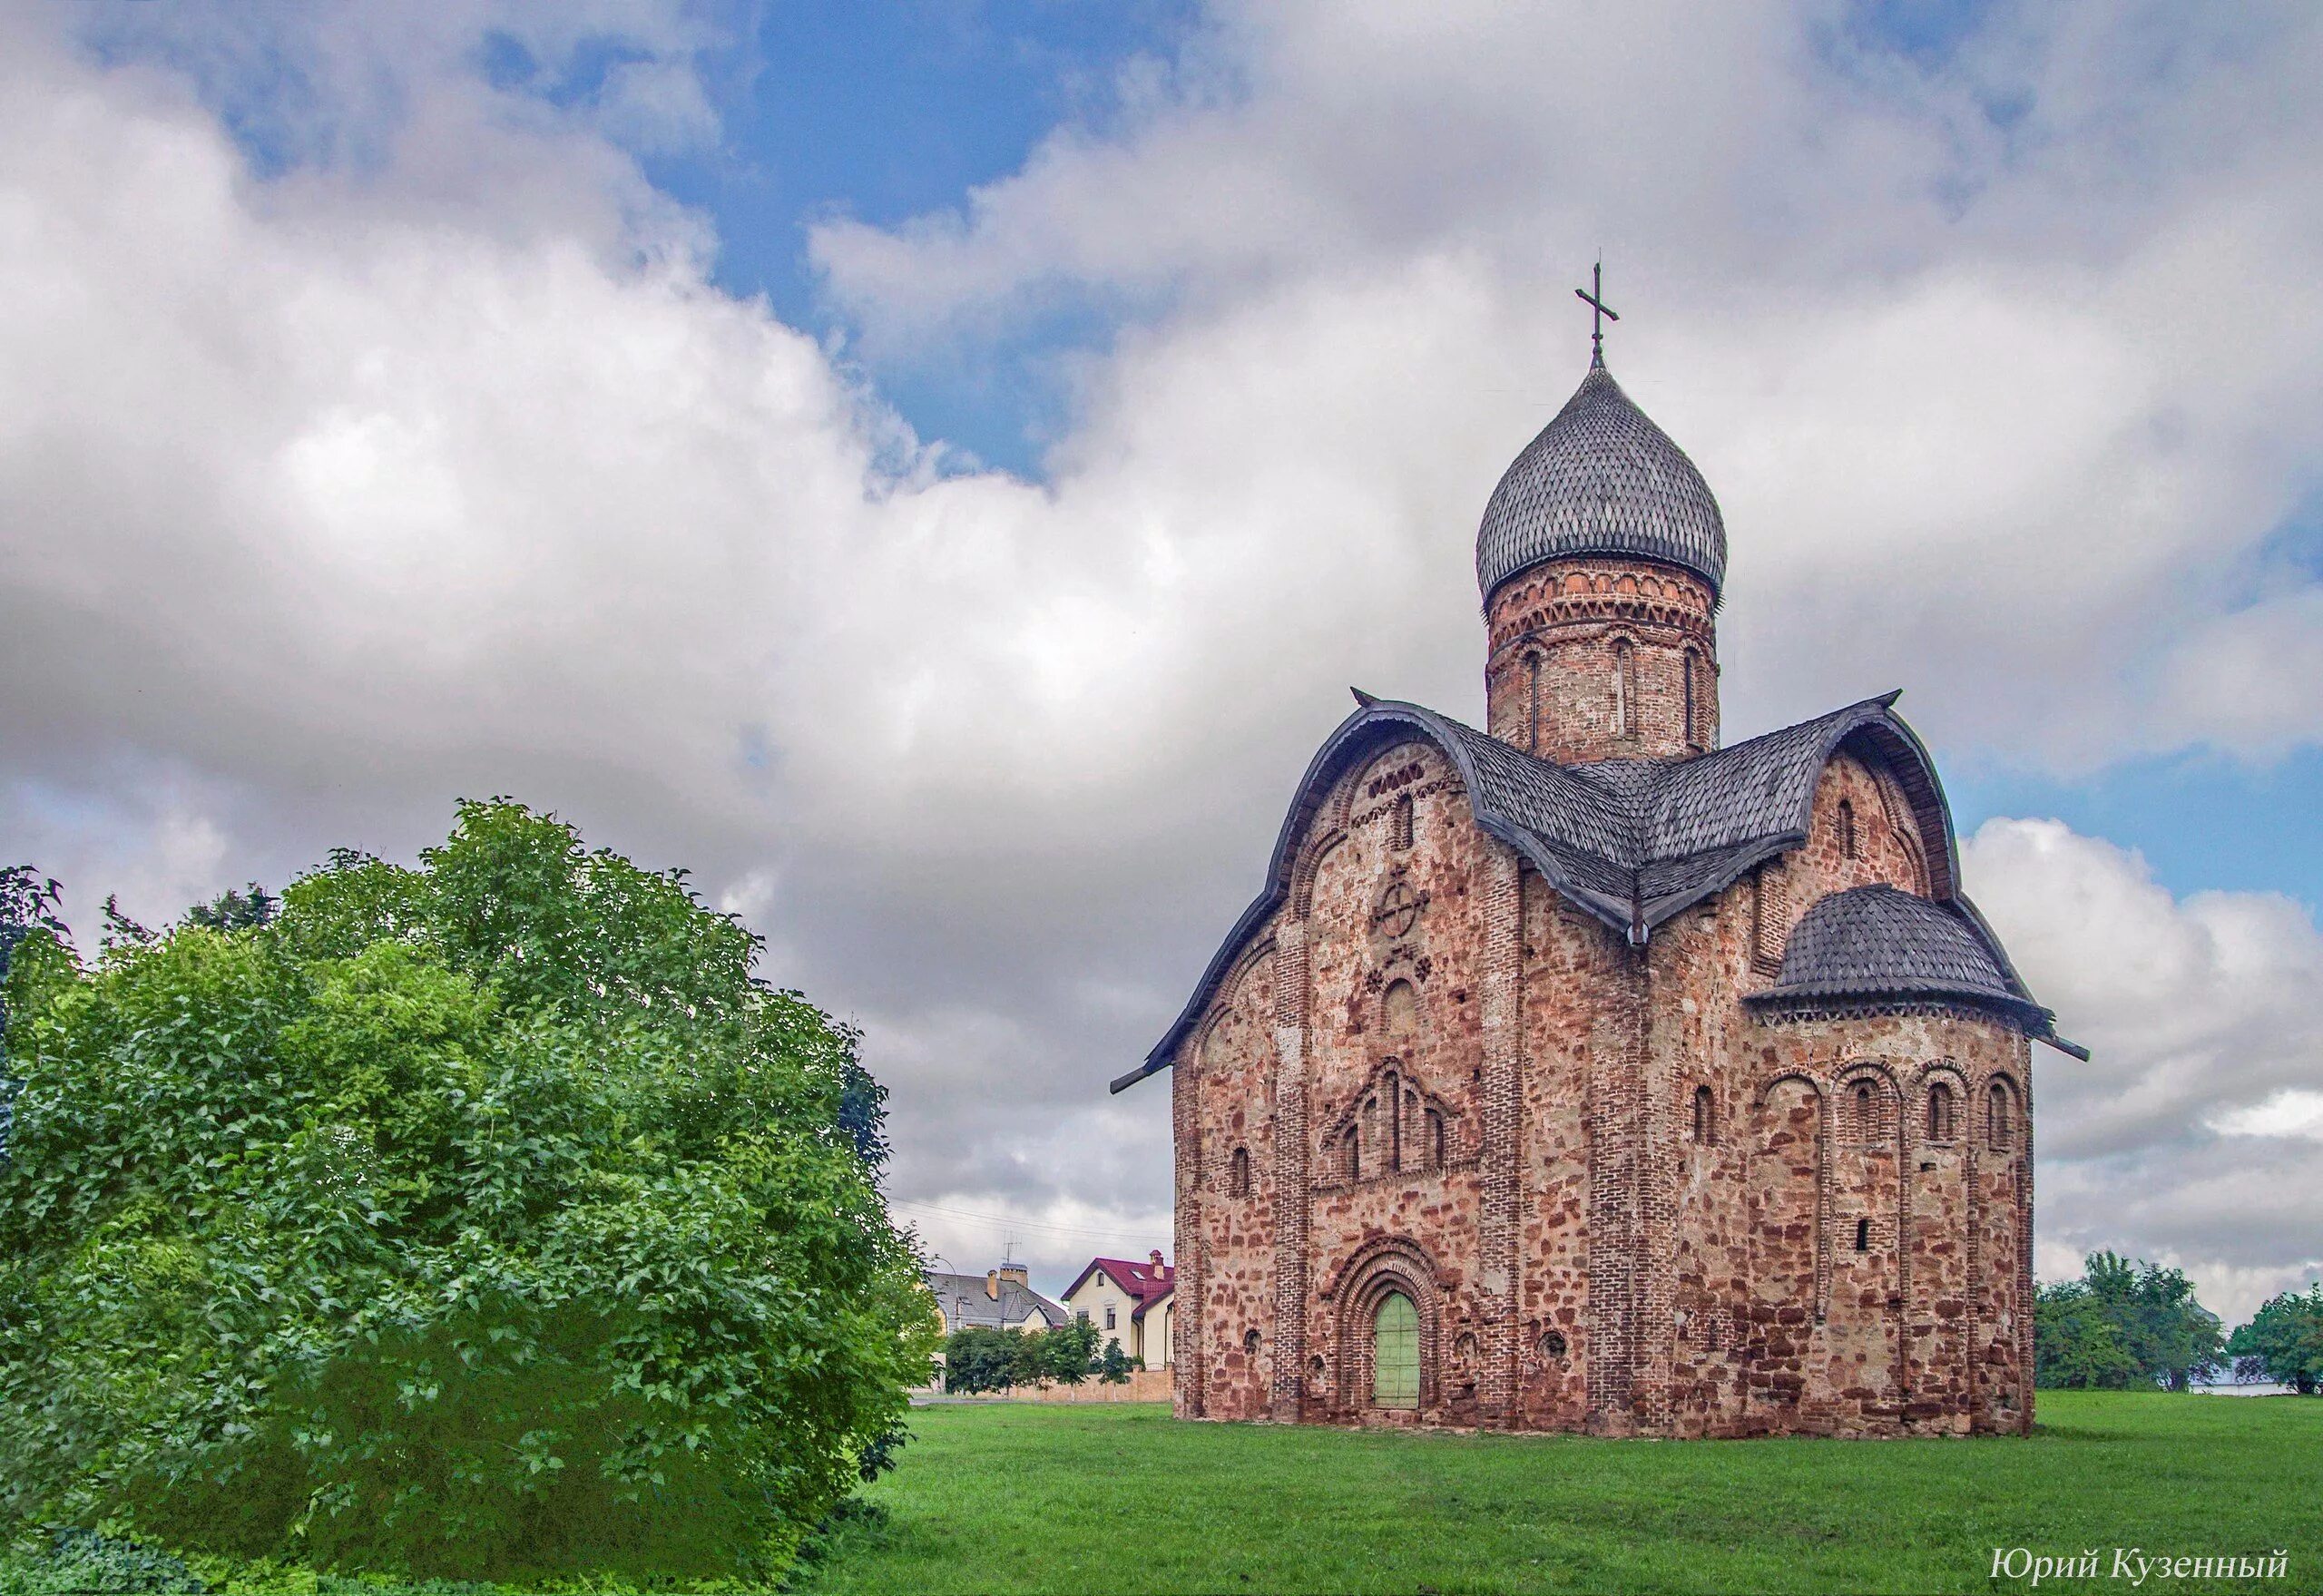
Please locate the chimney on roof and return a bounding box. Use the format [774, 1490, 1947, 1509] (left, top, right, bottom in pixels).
[1151, 1249, 1165, 1272]
[998, 1264, 1029, 1290]
[985, 1269, 1000, 1300]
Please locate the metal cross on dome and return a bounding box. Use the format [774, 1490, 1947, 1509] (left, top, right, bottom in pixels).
[1574, 260, 1619, 367]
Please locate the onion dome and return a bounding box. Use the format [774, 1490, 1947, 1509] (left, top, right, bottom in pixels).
[1475, 364, 1727, 603]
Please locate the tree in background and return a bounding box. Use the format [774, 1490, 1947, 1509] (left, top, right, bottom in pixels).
[939, 1318, 1104, 1394]
[0, 867, 71, 1165]
[2226, 1284, 2323, 1395]
[1098, 1337, 1136, 1385]
[2034, 1281, 2142, 1390]
[2034, 1251, 2222, 1390]
[941, 1327, 1021, 1395]
[1044, 1317, 1101, 1386]
[181, 883, 278, 932]
[0, 802, 934, 1584]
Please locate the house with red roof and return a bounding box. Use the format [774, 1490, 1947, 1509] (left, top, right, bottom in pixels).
[1060, 1250, 1174, 1369]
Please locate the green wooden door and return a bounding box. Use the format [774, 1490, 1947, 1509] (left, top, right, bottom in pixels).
[1373, 1291, 1419, 1409]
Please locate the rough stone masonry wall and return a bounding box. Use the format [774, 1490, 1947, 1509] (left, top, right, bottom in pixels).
[1297, 739, 1496, 1425]
[1485, 558, 1719, 762]
[1641, 739, 2033, 1435]
[1171, 726, 2035, 1437]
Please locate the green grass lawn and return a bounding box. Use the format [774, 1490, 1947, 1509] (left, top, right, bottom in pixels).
[794, 1394, 2322, 1595]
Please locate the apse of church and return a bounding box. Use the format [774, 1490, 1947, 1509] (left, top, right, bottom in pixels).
[1115, 273, 2085, 1439]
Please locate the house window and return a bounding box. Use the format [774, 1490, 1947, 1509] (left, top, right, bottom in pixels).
[1613, 639, 1637, 739]
[1838, 798, 1857, 860]
[1927, 1082, 1955, 1141]
[1229, 1146, 1251, 1198]
[1692, 1084, 1714, 1144]
[1105, 1305, 1116, 1330]
[1373, 1292, 1420, 1409]
[1076, 1308, 1090, 1324]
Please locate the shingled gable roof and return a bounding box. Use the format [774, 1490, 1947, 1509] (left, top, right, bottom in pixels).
[1061, 1256, 1176, 1320]
[1113, 693, 1988, 1094]
[924, 1271, 1069, 1332]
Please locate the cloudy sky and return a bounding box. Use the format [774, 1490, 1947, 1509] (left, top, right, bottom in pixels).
[5, 0, 2319, 1322]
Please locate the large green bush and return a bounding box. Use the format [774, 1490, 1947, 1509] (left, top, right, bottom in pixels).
[0, 803, 936, 1583]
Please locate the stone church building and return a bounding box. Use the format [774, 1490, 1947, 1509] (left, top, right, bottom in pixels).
[1112, 329, 2086, 1438]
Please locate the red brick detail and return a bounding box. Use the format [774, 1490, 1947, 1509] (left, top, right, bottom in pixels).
[1485, 558, 1718, 762]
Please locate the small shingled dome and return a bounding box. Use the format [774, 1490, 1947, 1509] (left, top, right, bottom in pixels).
[1758, 885, 2032, 1017]
[1475, 365, 1727, 603]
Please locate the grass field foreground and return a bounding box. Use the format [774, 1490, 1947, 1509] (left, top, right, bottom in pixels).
[795, 1393, 2322, 1595]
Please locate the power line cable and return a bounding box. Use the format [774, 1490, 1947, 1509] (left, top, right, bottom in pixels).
[890, 1198, 1165, 1245]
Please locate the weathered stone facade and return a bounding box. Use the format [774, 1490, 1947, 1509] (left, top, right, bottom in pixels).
[1122, 349, 2075, 1438]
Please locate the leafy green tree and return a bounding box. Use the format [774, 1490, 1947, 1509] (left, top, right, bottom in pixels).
[1045, 1317, 1101, 1385]
[182, 883, 278, 932]
[2034, 1282, 2142, 1389]
[0, 867, 71, 1165]
[2226, 1284, 2323, 1395]
[1098, 1337, 1135, 1385]
[1006, 1326, 1054, 1390]
[0, 802, 935, 1584]
[941, 1327, 1019, 1395]
[2034, 1251, 2222, 1390]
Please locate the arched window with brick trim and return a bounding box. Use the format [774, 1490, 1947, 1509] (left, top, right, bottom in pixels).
[1988, 1079, 2014, 1151]
[1692, 1083, 1714, 1144]
[1612, 638, 1637, 739]
[1683, 646, 1709, 752]
[1926, 1081, 1955, 1141]
[1524, 650, 1545, 753]
[1852, 1080, 1876, 1141]
[1855, 1217, 1871, 1253]
[1391, 792, 1415, 851]
[1749, 864, 1786, 974]
[1838, 798, 1857, 859]
[1229, 1145, 1250, 1197]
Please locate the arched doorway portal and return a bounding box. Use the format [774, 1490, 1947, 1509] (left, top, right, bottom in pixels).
[1373, 1292, 1420, 1409]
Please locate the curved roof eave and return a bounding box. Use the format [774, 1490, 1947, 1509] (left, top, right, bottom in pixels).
[1628, 693, 1964, 934]
[1112, 693, 1990, 1093]
[1951, 892, 2092, 1059]
[1112, 699, 1632, 1093]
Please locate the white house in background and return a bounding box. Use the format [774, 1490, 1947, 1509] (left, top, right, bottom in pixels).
[1060, 1251, 1175, 1369]
[923, 1265, 1070, 1388]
